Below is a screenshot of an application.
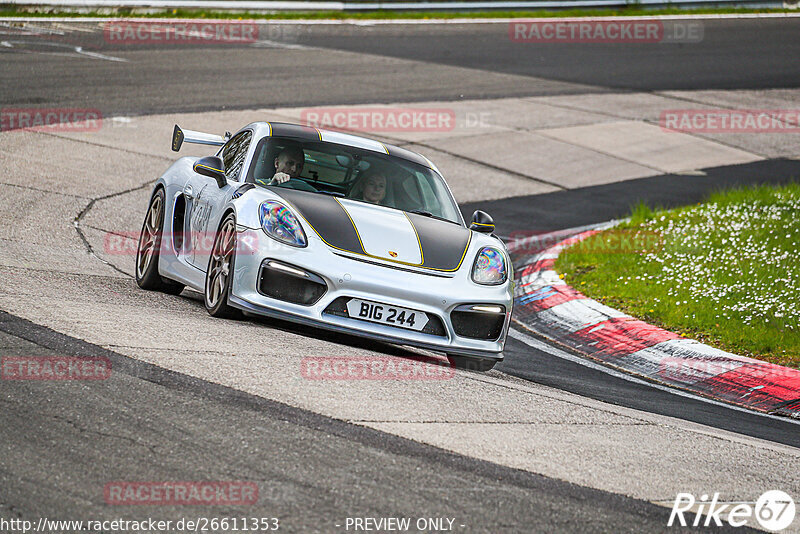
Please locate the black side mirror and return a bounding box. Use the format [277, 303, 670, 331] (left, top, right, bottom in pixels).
[470, 210, 495, 233]
[193, 156, 227, 188]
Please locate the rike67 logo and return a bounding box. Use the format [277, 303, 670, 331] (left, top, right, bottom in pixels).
[669, 490, 795, 531]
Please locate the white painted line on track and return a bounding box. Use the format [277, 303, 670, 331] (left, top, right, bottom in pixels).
[0, 39, 128, 60]
[509, 326, 800, 426]
[250, 39, 311, 49]
[74, 45, 128, 61]
[2, 13, 800, 23]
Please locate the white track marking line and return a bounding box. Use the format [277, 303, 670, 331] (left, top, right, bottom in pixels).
[250, 39, 311, 49]
[52, 22, 97, 32]
[74, 45, 128, 62]
[509, 326, 800, 426]
[0, 39, 127, 61]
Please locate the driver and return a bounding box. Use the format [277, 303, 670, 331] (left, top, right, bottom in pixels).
[269, 143, 305, 184]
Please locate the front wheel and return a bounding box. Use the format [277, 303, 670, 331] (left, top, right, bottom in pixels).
[447, 354, 498, 372]
[135, 188, 185, 295]
[204, 213, 242, 319]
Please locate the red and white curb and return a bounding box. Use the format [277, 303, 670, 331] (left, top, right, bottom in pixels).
[508, 227, 800, 419]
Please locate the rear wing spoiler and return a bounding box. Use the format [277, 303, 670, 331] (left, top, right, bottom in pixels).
[171, 124, 230, 152]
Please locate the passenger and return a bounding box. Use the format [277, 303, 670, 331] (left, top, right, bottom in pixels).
[352, 171, 388, 206]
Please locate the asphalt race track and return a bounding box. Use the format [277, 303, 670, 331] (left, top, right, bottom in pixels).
[0, 313, 685, 533]
[1, 17, 799, 533]
[2, 18, 800, 113]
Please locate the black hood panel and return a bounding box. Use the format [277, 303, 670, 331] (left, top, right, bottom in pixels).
[273, 188, 471, 272]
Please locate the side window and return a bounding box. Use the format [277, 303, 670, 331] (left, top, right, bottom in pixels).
[221, 131, 252, 182]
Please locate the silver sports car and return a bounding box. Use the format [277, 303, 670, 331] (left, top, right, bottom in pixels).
[135, 122, 513, 371]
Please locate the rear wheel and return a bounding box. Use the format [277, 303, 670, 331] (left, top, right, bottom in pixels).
[447, 354, 498, 372]
[204, 213, 242, 319]
[135, 188, 185, 295]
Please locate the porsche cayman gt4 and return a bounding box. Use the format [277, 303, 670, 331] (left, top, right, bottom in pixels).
[135, 122, 512, 371]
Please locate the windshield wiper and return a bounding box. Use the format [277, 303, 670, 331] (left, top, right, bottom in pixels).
[409, 209, 459, 225]
[314, 190, 345, 197]
[410, 209, 433, 217]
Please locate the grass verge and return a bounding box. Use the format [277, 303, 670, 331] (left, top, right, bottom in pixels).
[554, 183, 800, 368]
[0, 6, 796, 19]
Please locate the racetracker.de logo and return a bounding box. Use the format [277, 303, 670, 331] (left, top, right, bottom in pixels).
[560, 229, 663, 255]
[300, 108, 456, 132]
[0, 108, 102, 133]
[658, 357, 743, 384]
[1, 356, 111, 380]
[104, 481, 259, 505]
[103, 231, 260, 256]
[509, 19, 703, 43]
[661, 109, 800, 133]
[103, 21, 259, 44]
[508, 229, 662, 255]
[300, 356, 455, 380]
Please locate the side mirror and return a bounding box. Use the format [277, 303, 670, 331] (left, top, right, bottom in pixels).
[470, 210, 495, 233]
[193, 156, 227, 188]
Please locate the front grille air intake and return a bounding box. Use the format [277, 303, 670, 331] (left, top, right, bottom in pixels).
[258, 260, 327, 306]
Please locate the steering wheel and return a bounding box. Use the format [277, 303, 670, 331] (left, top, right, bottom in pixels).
[273, 178, 318, 192]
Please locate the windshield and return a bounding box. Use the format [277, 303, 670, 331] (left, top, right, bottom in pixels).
[245, 136, 462, 225]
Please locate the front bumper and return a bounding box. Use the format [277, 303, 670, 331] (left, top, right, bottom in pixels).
[230, 228, 512, 359]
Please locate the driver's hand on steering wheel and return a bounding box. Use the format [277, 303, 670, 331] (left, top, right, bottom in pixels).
[270, 172, 291, 184]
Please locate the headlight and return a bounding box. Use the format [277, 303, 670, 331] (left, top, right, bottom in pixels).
[471, 247, 507, 285]
[259, 201, 307, 247]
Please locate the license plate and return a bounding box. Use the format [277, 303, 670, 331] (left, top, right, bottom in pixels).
[346, 299, 429, 332]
